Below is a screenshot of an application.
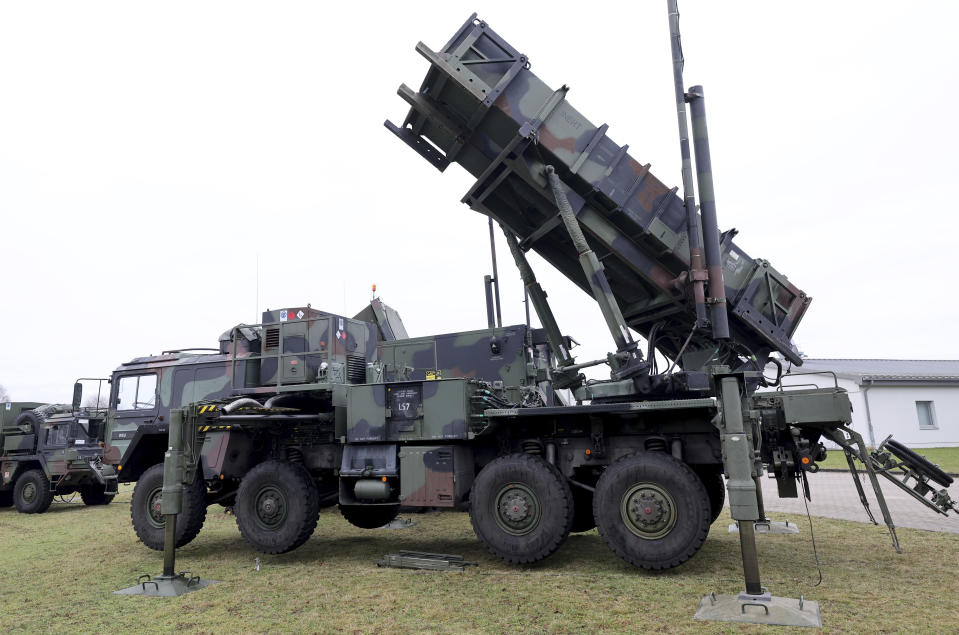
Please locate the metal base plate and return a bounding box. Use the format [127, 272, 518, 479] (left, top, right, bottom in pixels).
[729, 520, 800, 535]
[376, 517, 417, 530]
[114, 573, 219, 597]
[694, 591, 821, 627]
[376, 550, 477, 571]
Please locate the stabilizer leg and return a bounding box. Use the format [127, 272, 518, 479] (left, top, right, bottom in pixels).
[826, 426, 901, 553]
[696, 375, 820, 627]
[115, 407, 219, 597]
[844, 448, 878, 525]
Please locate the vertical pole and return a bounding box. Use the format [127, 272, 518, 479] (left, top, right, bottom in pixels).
[753, 475, 767, 521]
[667, 0, 708, 328]
[162, 515, 177, 577]
[160, 407, 187, 578]
[488, 217, 503, 328]
[738, 522, 764, 595]
[719, 376, 764, 596]
[484, 275, 496, 328]
[687, 85, 730, 340]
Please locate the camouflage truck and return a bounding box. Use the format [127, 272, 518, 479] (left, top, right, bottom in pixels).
[107, 298, 553, 552]
[97, 305, 374, 549]
[0, 399, 115, 513]
[143, 15, 957, 611]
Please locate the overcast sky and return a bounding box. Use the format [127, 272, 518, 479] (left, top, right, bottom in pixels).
[1, 2, 957, 402]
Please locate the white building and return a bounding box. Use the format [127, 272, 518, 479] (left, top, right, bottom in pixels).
[777, 359, 959, 448]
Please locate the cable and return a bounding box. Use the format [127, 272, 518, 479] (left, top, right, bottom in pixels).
[801, 490, 823, 587]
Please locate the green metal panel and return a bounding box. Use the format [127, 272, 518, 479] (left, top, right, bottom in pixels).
[399, 445, 473, 507]
[779, 390, 852, 426]
[346, 384, 388, 442]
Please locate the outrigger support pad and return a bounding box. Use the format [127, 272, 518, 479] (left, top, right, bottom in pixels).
[694, 590, 822, 628]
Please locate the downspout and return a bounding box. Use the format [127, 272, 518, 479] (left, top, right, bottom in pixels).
[862, 377, 877, 447]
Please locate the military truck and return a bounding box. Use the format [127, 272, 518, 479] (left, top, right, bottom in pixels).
[101, 299, 551, 551]
[142, 15, 957, 608]
[0, 397, 116, 513]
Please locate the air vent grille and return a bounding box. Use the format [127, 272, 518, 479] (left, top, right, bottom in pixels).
[346, 354, 366, 384]
[265, 328, 280, 351]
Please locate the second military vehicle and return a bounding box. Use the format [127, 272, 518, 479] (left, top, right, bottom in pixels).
[1, 396, 116, 513]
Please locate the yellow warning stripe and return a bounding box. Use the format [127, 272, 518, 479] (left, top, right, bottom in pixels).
[198, 425, 232, 432]
[198, 404, 220, 414]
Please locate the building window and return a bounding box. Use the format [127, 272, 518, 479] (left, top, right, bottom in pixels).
[916, 401, 938, 430]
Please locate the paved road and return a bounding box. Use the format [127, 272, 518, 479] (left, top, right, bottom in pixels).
[750, 471, 959, 534]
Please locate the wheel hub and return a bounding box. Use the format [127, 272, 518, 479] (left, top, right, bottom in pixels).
[253, 486, 287, 530]
[621, 483, 677, 540]
[22, 482, 36, 503]
[147, 488, 165, 527]
[493, 483, 541, 536]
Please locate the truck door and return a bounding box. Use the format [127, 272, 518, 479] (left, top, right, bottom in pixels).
[109, 372, 159, 446]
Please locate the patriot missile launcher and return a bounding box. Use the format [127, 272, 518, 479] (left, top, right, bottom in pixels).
[130, 8, 956, 628]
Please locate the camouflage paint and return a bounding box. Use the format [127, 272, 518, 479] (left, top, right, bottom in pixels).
[347, 379, 476, 444]
[0, 403, 113, 493]
[376, 324, 533, 389]
[399, 445, 474, 507]
[387, 14, 810, 367]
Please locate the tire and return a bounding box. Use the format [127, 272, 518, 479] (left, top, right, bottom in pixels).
[340, 504, 400, 529]
[569, 486, 596, 533]
[131, 463, 208, 550]
[14, 469, 54, 514]
[235, 460, 320, 554]
[469, 453, 573, 564]
[694, 468, 726, 525]
[0, 490, 13, 508]
[80, 486, 115, 506]
[12, 410, 46, 434]
[593, 452, 710, 570]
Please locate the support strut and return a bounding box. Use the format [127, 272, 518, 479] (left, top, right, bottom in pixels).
[114, 408, 218, 597]
[545, 165, 646, 380]
[502, 228, 581, 389]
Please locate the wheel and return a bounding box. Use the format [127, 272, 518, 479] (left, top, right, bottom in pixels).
[340, 504, 400, 529]
[0, 490, 13, 508]
[469, 453, 573, 564]
[79, 485, 115, 506]
[131, 463, 208, 550]
[12, 409, 46, 434]
[569, 486, 596, 533]
[593, 452, 710, 570]
[694, 468, 726, 524]
[235, 460, 320, 554]
[14, 469, 54, 514]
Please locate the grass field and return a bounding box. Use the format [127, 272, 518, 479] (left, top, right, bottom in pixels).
[2, 486, 958, 633]
[818, 445, 959, 474]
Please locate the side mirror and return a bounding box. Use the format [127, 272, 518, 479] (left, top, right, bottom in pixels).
[72, 382, 83, 411]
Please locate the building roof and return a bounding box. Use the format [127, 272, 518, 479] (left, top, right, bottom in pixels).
[788, 358, 959, 385]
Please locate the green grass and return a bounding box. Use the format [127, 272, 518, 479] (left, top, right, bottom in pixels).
[819, 445, 959, 474]
[2, 486, 958, 633]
